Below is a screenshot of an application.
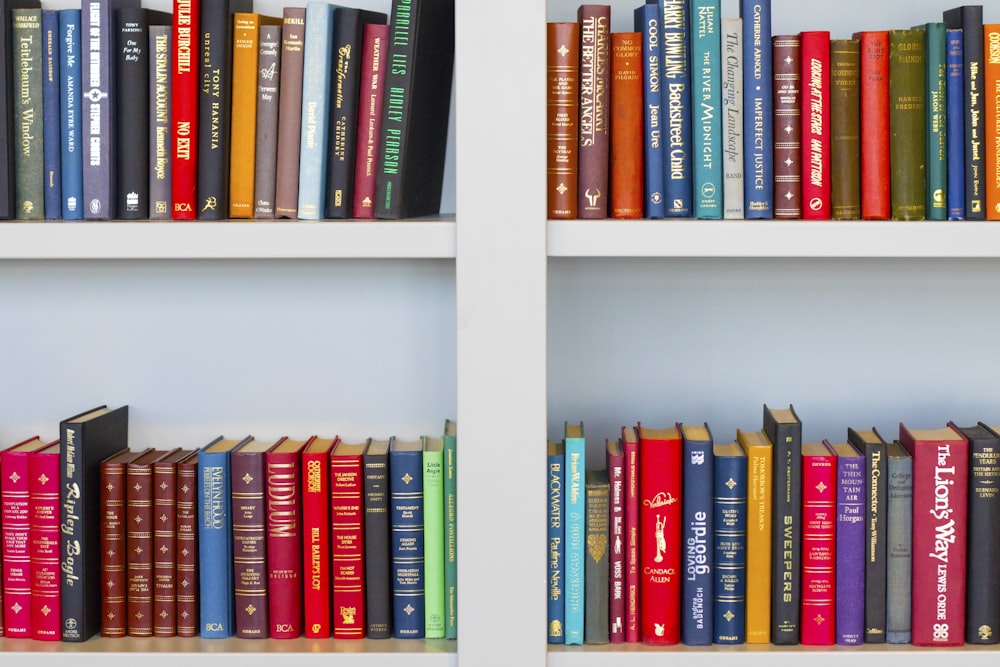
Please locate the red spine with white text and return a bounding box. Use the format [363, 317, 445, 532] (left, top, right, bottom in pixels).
[331, 439, 367, 638]
[622, 426, 640, 643]
[854, 30, 890, 219]
[266, 437, 309, 638]
[800, 31, 831, 219]
[800, 442, 837, 645]
[28, 442, 61, 640]
[171, 0, 199, 219]
[302, 436, 333, 637]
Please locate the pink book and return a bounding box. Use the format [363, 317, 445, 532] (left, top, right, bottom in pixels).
[606, 438, 625, 643]
[352, 23, 389, 218]
[28, 441, 61, 640]
[800, 30, 831, 219]
[800, 442, 837, 645]
[623, 426, 639, 643]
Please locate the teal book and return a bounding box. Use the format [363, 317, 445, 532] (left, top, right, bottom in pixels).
[443, 419, 457, 639]
[389, 438, 425, 638]
[563, 422, 585, 645]
[11, 7, 43, 219]
[422, 435, 445, 639]
[923, 22, 947, 220]
[690, 0, 722, 218]
[296, 1, 338, 219]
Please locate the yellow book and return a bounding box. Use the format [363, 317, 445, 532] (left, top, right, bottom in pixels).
[737, 428, 772, 643]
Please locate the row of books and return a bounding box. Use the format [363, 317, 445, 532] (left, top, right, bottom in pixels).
[546, 1, 1000, 221]
[0, 405, 458, 641]
[0, 0, 454, 222]
[547, 405, 995, 647]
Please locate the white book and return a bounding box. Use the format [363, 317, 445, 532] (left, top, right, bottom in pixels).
[722, 17, 744, 219]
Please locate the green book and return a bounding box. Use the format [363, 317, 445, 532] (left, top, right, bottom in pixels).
[923, 22, 947, 220]
[889, 28, 926, 220]
[12, 7, 43, 219]
[422, 434, 446, 638]
[443, 419, 458, 639]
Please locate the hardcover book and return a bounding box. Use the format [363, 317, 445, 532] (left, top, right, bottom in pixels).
[659, 0, 691, 217]
[563, 422, 585, 645]
[547, 441, 565, 644]
[583, 469, 609, 644]
[576, 4, 611, 219]
[772, 34, 801, 219]
[230, 438, 275, 639]
[739, 0, 772, 217]
[273, 6, 306, 219]
[302, 436, 334, 638]
[885, 439, 912, 644]
[800, 30, 830, 220]
[389, 438, 425, 639]
[829, 441, 864, 645]
[943, 5, 985, 219]
[946, 29, 964, 219]
[622, 425, 640, 642]
[443, 420, 457, 640]
[265, 436, 308, 639]
[846, 427, 888, 643]
[295, 1, 336, 220]
[60, 405, 129, 642]
[27, 441, 60, 641]
[985, 24, 1000, 220]
[363, 438, 392, 639]
[11, 8, 43, 220]
[610, 31, 643, 219]
[800, 442, 836, 645]
[422, 436, 445, 639]
[170, 0, 199, 219]
[712, 441, 746, 644]
[330, 438, 368, 639]
[353, 23, 389, 218]
[830, 39, 860, 220]
[41, 10, 60, 219]
[606, 438, 625, 643]
[680, 423, 713, 645]
[690, 0, 721, 219]
[854, 30, 890, 219]
[736, 428, 771, 643]
[58, 8, 82, 219]
[721, 17, 743, 219]
[152, 448, 196, 637]
[634, 4, 663, 219]
[148, 24, 171, 219]
[252, 22, 282, 218]
[924, 22, 948, 220]
[175, 451, 198, 637]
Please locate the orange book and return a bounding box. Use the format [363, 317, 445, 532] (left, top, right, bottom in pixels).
[610, 32, 643, 219]
[985, 24, 1000, 219]
[737, 428, 772, 644]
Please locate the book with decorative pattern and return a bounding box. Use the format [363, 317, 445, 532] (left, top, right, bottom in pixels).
[231, 438, 276, 639]
[27, 440, 60, 641]
[389, 438, 425, 638]
[175, 451, 199, 637]
[331, 438, 367, 639]
[152, 448, 196, 637]
[771, 34, 801, 219]
[712, 441, 746, 644]
[800, 442, 836, 645]
[363, 438, 392, 639]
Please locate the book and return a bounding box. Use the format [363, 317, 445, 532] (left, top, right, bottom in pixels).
[197, 0, 252, 219]
[352, 23, 389, 218]
[422, 435, 445, 639]
[389, 438, 425, 639]
[41, 10, 60, 219]
[170, 0, 199, 219]
[622, 425, 640, 642]
[324, 7, 387, 219]
[175, 451, 198, 637]
[583, 468, 609, 644]
[846, 427, 888, 643]
[59, 405, 129, 642]
[800, 30, 830, 220]
[799, 442, 836, 646]
[885, 439, 912, 644]
[330, 438, 368, 639]
[58, 8, 82, 220]
[442, 420, 457, 640]
[273, 6, 306, 219]
[302, 436, 334, 638]
[363, 438, 392, 639]
[577, 4, 611, 219]
[712, 441, 746, 644]
[11, 8, 43, 220]
[152, 448, 196, 638]
[231, 438, 275, 639]
[373, 0, 455, 219]
[740, 0, 772, 217]
[606, 438, 625, 643]
[721, 17, 743, 219]
[266, 436, 308, 639]
[943, 5, 985, 219]
[763, 404, 801, 644]
[27, 441, 60, 641]
[946, 28, 965, 219]
[924, 22, 948, 220]
[985, 24, 1000, 220]
[295, 1, 336, 220]
[610, 31, 643, 219]
[198, 435, 253, 639]
[634, 4, 663, 219]
[659, 0, 691, 217]
[888, 27, 926, 220]
[563, 422, 585, 645]
[771, 34, 801, 219]
[637, 423, 682, 645]
[736, 428, 771, 644]
[148, 24, 171, 219]
[252, 22, 282, 218]
[829, 440, 864, 645]
[830, 39, 860, 220]
[547, 441, 565, 644]
[900, 423, 968, 646]
[854, 30, 890, 219]
[690, 0, 721, 219]
[680, 423, 713, 646]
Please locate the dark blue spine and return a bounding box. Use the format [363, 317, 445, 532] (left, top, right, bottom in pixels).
[197, 442, 236, 638]
[713, 445, 746, 644]
[390, 445, 425, 638]
[945, 28, 964, 220]
[547, 446, 565, 643]
[740, 0, 773, 217]
[681, 429, 713, 645]
[41, 9, 60, 219]
[58, 9, 82, 220]
[660, 0, 692, 216]
[635, 4, 665, 218]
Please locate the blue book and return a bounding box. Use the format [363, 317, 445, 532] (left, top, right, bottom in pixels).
[197, 435, 252, 638]
[660, 0, 692, 216]
[945, 28, 964, 220]
[712, 441, 747, 644]
[297, 1, 338, 219]
[58, 9, 82, 220]
[635, 3, 665, 218]
[680, 423, 713, 645]
[830, 441, 865, 645]
[740, 0, 773, 217]
[389, 438, 426, 638]
[689, 0, 722, 219]
[547, 441, 565, 643]
[41, 9, 60, 219]
[563, 422, 585, 645]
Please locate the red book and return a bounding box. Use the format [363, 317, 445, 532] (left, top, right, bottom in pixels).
[100, 449, 149, 637]
[899, 423, 968, 646]
[28, 441, 60, 641]
[610, 32, 643, 219]
[772, 34, 802, 219]
[2, 436, 58, 637]
[171, 0, 199, 219]
[800, 442, 837, 645]
[175, 452, 199, 637]
[330, 438, 367, 638]
[352, 23, 388, 218]
[302, 436, 334, 637]
[637, 423, 682, 645]
[266, 436, 309, 638]
[606, 438, 626, 643]
[800, 30, 831, 219]
[854, 30, 890, 219]
[622, 426, 640, 643]
[152, 449, 196, 637]
[985, 24, 1000, 220]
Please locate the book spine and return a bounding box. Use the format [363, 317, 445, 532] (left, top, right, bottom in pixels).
[858, 31, 890, 219]
[771, 34, 801, 219]
[800, 31, 831, 220]
[228, 12, 260, 219]
[888, 29, 926, 220]
[198, 451, 234, 638]
[423, 445, 445, 639]
[265, 451, 303, 638]
[252, 23, 281, 219]
[99, 457, 128, 637]
[583, 472, 609, 644]
[547, 447, 565, 644]
[12, 8, 43, 220]
[231, 449, 269, 638]
[743, 439, 771, 643]
[303, 447, 331, 638]
[171, 0, 199, 219]
[623, 433, 640, 642]
[886, 450, 912, 644]
[607, 444, 625, 643]
[443, 428, 457, 640]
[635, 5, 664, 219]
[864, 441, 887, 643]
[925, 22, 947, 220]
[659, 0, 691, 217]
[739, 0, 772, 217]
[966, 429, 1000, 643]
[148, 25, 171, 219]
[610, 31, 643, 219]
[330, 452, 366, 639]
[767, 423, 801, 644]
[944, 5, 984, 218]
[681, 437, 713, 645]
[175, 454, 198, 637]
[390, 448, 425, 638]
[690, 0, 721, 219]
[800, 451, 836, 645]
[28, 449, 60, 640]
[712, 450, 746, 644]
[563, 433, 585, 644]
[2, 450, 32, 636]
[115, 9, 151, 220]
[42, 10, 60, 219]
[830, 39, 860, 220]
[352, 23, 388, 219]
[296, 1, 334, 220]
[946, 29, 964, 220]
[0, 0, 21, 219]
[58, 9, 83, 220]
[152, 458, 178, 636]
[577, 5, 611, 219]
[126, 457, 157, 636]
[363, 448, 391, 639]
[721, 17, 743, 219]
[273, 6, 306, 219]
[985, 25, 1000, 220]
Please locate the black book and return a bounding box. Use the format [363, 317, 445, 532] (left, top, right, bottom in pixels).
[762, 403, 802, 645]
[363, 437, 392, 639]
[0, 0, 42, 220]
[324, 7, 386, 218]
[374, 0, 454, 219]
[60, 404, 129, 642]
[115, 8, 170, 219]
[197, 0, 252, 219]
[943, 5, 985, 220]
[960, 423, 1000, 643]
[847, 426, 888, 643]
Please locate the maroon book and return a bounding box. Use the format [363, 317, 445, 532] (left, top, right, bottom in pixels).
[331, 439, 367, 638]
[853, 30, 890, 219]
[266, 437, 309, 638]
[28, 441, 61, 641]
[232, 439, 278, 638]
[152, 449, 195, 637]
[577, 4, 610, 218]
[800, 31, 831, 219]
[772, 34, 802, 219]
[352, 23, 388, 218]
[622, 426, 640, 643]
[175, 451, 199, 637]
[606, 438, 625, 643]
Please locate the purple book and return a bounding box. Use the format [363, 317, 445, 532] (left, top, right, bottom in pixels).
[830, 441, 865, 645]
[606, 439, 626, 643]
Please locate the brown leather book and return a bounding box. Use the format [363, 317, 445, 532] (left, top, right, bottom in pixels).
[175, 451, 199, 637]
[831, 39, 861, 220]
[772, 34, 802, 219]
[547, 22, 580, 219]
[151, 449, 196, 637]
[610, 32, 643, 219]
[273, 7, 307, 219]
[577, 5, 611, 218]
